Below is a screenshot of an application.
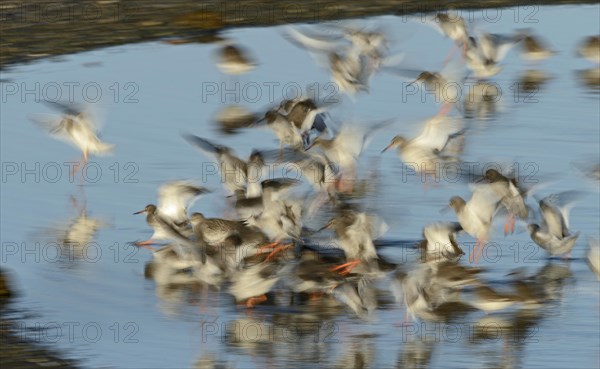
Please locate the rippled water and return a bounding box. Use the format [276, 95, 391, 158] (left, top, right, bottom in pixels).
[1, 5, 599, 369]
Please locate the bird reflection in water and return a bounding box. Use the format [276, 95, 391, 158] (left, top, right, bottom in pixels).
[515, 70, 551, 95]
[33, 188, 107, 267]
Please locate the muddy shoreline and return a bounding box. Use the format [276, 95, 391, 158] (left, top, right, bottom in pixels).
[1, 0, 596, 68]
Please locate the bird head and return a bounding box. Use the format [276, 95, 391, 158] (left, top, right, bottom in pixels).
[190, 212, 206, 225]
[448, 196, 466, 212]
[381, 135, 405, 153]
[133, 204, 156, 215]
[526, 224, 540, 234]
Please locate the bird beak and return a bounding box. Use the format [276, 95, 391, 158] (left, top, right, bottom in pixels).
[133, 209, 146, 215]
[381, 143, 393, 153]
[439, 205, 450, 214]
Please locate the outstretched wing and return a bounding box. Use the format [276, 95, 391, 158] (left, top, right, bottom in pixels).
[158, 181, 210, 224]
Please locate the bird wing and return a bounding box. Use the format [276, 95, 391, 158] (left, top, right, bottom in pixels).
[284, 26, 344, 53]
[412, 13, 454, 38]
[30, 114, 68, 135]
[468, 183, 502, 222]
[182, 133, 227, 156]
[423, 222, 452, 247]
[412, 115, 464, 152]
[493, 35, 520, 62]
[43, 100, 86, 117]
[157, 181, 210, 223]
[362, 118, 396, 150]
[366, 213, 389, 241]
[540, 191, 584, 237]
[283, 27, 348, 71]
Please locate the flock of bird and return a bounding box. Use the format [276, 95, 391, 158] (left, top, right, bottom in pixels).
[31, 13, 599, 323]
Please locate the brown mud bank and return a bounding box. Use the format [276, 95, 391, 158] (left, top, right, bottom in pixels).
[0, 0, 596, 68]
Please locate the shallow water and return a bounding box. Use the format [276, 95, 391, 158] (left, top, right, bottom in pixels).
[1, 5, 599, 369]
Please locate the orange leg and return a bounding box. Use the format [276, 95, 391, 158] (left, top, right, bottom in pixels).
[264, 244, 293, 261]
[256, 242, 279, 253]
[134, 240, 155, 251]
[437, 102, 453, 117]
[245, 294, 267, 308]
[504, 214, 516, 236]
[474, 238, 487, 263]
[330, 259, 361, 276]
[469, 239, 483, 263]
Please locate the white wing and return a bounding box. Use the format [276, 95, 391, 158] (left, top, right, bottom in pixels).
[468, 183, 502, 221]
[157, 181, 208, 224]
[412, 115, 464, 152]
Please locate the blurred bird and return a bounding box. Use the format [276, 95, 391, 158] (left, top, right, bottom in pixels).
[255, 110, 305, 159]
[308, 119, 392, 192]
[214, 105, 257, 134]
[215, 40, 257, 75]
[278, 98, 330, 145]
[463, 32, 521, 78]
[189, 212, 246, 247]
[586, 238, 600, 278]
[183, 134, 249, 194]
[417, 12, 470, 64]
[518, 30, 556, 61]
[318, 206, 388, 276]
[229, 250, 290, 308]
[31, 101, 114, 174]
[157, 180, 210, 226]
[448, 184, 501, 263]
[433, 12, 469, 46]
[284, 25, 397, 97]
[478, 32, 522, 65]
[133, 204, 189, 247]
[393, 60, 467, 116]
[476, 168, 530, 236]
[419, 222, 464, 262]
[382, 115, 466, 180]
[527, 191, 582, 258]
[577, 35, 600, 63]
